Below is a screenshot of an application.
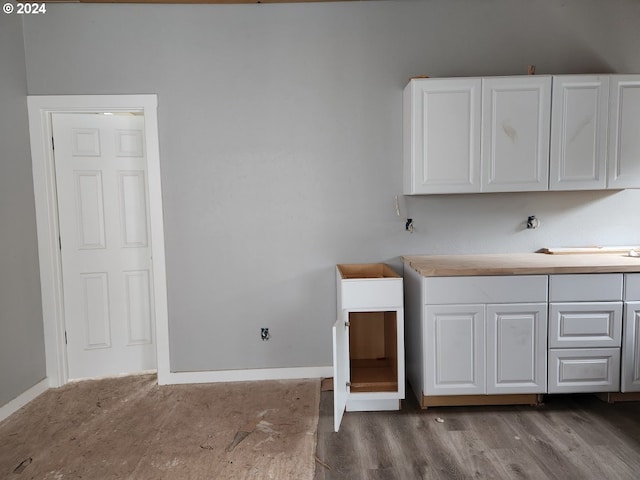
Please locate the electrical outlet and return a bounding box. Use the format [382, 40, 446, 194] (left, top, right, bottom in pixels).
[261, 328, 270, 341]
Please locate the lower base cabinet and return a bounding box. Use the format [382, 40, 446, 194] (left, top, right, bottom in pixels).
[333, 264, 405, 431]
[405, 266, 640, 407]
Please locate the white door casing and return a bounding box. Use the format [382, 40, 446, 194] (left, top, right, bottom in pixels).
[27, 95, 169, 387]
[52, 113, 156, 380]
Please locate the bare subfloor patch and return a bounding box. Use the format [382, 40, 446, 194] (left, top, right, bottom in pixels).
[0, 374, 320, 479]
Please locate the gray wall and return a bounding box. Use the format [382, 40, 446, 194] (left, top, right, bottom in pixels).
[22, 0, 640, 372]
[0, 15, 46, 405]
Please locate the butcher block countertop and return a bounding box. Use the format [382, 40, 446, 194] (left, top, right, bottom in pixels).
[402, 252, 640, 277]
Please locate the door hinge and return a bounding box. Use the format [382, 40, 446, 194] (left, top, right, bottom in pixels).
[345, 321, 350, 327]
[64, 331, 67, 345]
[59, 235, 62, 250]
[346, 382, 351, 387]
[51, 136, 55, 150]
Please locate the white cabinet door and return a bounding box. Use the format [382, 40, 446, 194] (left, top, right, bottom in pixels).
[403, 78, 482, 194]
[486, 304, 547, 394]
[622, 302, 640, 392]
[481, 76, 551, 192]
[550, 76, 609, 190]
[425, 305, 485, 395]
[608, 75, 640, 189]
[332, 316, 349, 432]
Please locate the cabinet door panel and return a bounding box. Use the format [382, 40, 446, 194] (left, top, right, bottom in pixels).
[487, 304, 547, 394]
[425, 305, 485, 395]
[404, 78, 482, 194]
[481, 76, 551, 192]
[550, 76, 608, 190]
[332, 316, 349, 432]
[608, 75, 640, 189]
[622, 302, 640, 392]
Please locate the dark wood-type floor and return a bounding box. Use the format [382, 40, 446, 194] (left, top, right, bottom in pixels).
[314, 390, 640, 480]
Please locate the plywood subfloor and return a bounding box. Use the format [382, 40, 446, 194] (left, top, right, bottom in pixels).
[0, 374, 320, 479]
[315, 390, 640, 479]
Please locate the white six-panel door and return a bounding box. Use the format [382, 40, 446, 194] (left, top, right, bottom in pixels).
[52, 113, 156, 380]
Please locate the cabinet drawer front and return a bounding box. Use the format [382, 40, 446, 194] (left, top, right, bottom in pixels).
[549, 302, 622, 348]
[624, 274, 640, 301]
[549, 274, 622, 302]
[424, 275, 547, 304]
[340, 278, 403, 310]
[548, 348, 620, 393]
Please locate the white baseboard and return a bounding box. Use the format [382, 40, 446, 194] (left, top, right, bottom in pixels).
[0, 378, 49, 423]
[158, 366, 333, 386]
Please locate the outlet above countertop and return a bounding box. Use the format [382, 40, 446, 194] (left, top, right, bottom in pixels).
[402, 252, 640, 277]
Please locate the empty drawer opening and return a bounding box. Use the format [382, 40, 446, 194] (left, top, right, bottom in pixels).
[349, 311, 398, 393]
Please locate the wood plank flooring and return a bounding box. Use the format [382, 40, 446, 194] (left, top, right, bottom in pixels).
[314, 390, 640, 480]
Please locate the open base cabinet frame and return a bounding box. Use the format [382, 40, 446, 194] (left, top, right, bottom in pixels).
[333, 264, 405, 432]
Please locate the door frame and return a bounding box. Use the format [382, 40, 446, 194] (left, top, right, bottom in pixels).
[27, 95, 170, 387]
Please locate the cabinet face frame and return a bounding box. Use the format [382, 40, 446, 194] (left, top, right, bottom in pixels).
[333, 308, 405, 431]
[549, 75, 609, 190]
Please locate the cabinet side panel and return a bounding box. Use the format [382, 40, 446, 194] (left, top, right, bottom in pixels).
[403, 264, 424, 403]
[403, 83, 414, 194]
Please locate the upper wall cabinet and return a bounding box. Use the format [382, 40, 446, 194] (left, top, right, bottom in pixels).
[608, 75, 640, 189]
[403, 76, 550, 194]
[550, 75, 609, 191]
[404, 74, 640, 195]
[403, 78, 482, 194]
[481, 76, 551, 192]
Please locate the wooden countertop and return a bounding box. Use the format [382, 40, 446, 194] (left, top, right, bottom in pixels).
[402, 252, 640, 277]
